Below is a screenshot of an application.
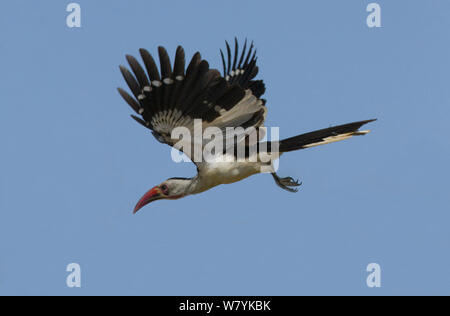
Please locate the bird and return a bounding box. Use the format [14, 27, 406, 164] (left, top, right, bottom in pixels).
[118, 38, 376, 213]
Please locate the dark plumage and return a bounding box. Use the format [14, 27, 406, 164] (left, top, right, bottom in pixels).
[118, 39, 267, 147]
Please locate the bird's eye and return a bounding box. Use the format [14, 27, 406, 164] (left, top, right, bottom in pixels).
[161, 184, 169, 195]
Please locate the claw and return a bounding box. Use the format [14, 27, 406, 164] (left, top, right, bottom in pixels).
[272, 173, 302, 193]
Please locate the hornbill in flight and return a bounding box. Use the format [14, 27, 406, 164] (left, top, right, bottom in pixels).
[118, 39, 375, 213]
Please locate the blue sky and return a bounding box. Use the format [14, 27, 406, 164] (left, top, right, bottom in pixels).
[1, 0, 449, 295]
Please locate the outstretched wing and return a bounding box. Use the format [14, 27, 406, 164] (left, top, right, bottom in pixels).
[118, 39, 267, 161]
[220, 38, 266, 102]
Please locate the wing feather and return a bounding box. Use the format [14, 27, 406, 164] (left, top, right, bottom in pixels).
[118, 39, 266, 162]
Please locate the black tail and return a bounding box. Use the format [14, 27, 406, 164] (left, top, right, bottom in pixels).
[278, 119, 376, 153]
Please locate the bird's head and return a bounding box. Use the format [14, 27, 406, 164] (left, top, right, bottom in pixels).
[133, 178, 192, 213]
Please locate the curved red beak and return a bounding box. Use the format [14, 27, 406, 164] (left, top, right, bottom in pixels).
[133, 186, 163, 214]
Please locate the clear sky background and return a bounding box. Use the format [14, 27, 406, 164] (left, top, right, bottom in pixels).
[1, 0, 449, 296]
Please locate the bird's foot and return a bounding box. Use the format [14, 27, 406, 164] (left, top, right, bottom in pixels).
[272, 173, 302, 193]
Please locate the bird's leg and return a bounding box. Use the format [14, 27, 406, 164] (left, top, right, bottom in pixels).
[271, 173, 302, 193]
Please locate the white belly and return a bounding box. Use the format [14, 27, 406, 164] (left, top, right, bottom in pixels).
[194, 161, 262, 194]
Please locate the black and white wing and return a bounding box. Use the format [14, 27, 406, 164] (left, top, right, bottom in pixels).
[220, 38, 266, 104]
[118, 39, 267, 161]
